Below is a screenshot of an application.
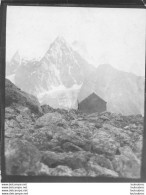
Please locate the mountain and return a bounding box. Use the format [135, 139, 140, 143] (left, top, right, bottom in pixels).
[6, 51, 21, 83]
[78, 64, 145, 115]
[12, 36, 95, 109]
[6, 51, 21, 76]
[6, 38, 144, 115]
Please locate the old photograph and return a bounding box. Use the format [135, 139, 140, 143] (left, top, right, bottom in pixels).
[4, 6, 145, 179]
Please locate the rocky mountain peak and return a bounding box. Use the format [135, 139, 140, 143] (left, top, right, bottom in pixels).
[9, 36, 95, 109]
[54, 36, 67, 44]
[12, 51, 21, 62]
[48, 36, 70, 52]
[6, 51, 21, 76]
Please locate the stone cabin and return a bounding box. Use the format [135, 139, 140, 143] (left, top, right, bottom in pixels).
[78, 92, 107, 114]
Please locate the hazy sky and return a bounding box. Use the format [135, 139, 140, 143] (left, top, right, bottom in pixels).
[6, 6, 145, 76]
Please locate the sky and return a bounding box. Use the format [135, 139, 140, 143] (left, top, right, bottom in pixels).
[6, 6, 145, 76]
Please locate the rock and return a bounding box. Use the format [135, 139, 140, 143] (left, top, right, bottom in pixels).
[41, 151, 92, 170]
[89, 155, 113, 170]
[41, 151, 67, 168]
[5, 105, 37, 132]
[5, 79, 42, 114]
[16, 115, 33, 128]
[112, 146, 141, 178]
[95, 123, 103, 129]
[15, 105, 31, 116]
[87, 160, 119, 177]
[55, 129, 92, 151]
[50, 165, 73, 176]
[102, 124, 131, 147]
[57, 122, 67, 128]
[124, 126, 129, 130]
[62, 142, 83, 152]
[133, 138, 143, 159]
[92, 130, 120, 156]
[52, 146, 64, 153]
[5, 107, 17, 119]
[38, 163, 50, 175]
[41, 104, 55, 114]
[72, 168, 87, 176]
[5, 127, 25, 139]
[5, 119, 20, 130]
[24, 126, 56, 151]
[99, 116, 109, 121]
[70, 120, 80, 128]
[35, 112, 66, 128]
[5, 139, 41, 175]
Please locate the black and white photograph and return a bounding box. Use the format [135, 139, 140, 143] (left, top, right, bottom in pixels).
[4, 6, 145, 179]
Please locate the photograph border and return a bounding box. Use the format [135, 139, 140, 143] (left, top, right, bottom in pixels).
[0, 0, 146, 182]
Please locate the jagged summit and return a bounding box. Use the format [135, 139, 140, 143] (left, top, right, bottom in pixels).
[6, 51, 21, 76]
[12, 50, 21, 61]
[9, 51, 21, 65]
[54, 36, 67, 44]
[49, 36, 70, 51]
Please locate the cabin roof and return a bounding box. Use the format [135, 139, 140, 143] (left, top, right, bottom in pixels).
[78, 92, 107, 104]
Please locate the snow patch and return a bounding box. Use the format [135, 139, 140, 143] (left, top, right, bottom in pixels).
[37, 83, 83, 109]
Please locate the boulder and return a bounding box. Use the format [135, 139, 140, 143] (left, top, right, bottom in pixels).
[5, 138, 41, 175]
[99, 115, 110, 121]
[87, 160, 118, 177]
[95, 123, 103, 129]
[112, 146, 141, 178]
[25, 126, 58, 151]
[133, 137, 143, 159]
[54, 129, 92, 151]
[39, 164, 87, 176]
[41, 151, 92, 170]
[41, 104, 55, 114]
[89, 155, 113, 170]
[72, 168, 87, 176]
[92, 130, 120, 156]
[102, 124, 131, 147]
[62, 142, 83, 152]
[50, 165, 73, 176]
[5, 107, 17, 119]
[38, 163, 50, 175]
[35, 112, 67, 128]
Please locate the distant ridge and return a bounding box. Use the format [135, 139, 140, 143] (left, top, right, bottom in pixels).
[78, 64, 145, 115]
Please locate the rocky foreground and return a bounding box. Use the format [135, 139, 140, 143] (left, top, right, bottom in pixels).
[5, 79, 143, 178]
